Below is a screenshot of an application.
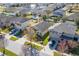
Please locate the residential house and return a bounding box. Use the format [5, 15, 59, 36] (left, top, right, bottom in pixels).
[4, 7, 22, 16]
[0, 14, 30, 30]
[33, 21, 52, 41]
[48, 22, 77, 40]
[67, 13, 79, 20]
[9, 17, 30, 30]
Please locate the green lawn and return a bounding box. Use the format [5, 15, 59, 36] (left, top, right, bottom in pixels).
[43, 36, 49, 46]
[0, 48, 17, 56]
[25, 42, 43, 51]
[42, 32, 49, 46]
[10, 36, 18, 41]
[42, 32, 49, 41]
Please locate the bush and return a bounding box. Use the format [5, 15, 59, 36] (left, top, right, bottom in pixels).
[42, 15, 48, 21]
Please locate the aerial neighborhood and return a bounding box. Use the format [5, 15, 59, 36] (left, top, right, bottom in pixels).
[0, 3, 79, 56]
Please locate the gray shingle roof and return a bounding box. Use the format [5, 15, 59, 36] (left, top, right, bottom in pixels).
[0, 14, 28, 24]
[33, 21, 51, 34]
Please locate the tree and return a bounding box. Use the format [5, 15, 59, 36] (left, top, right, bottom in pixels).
[23, 14, 27, 17]
[16, 4, 20, 7]
[46, 10, 51, 16]
[69, 46, 79, 55]
[53, 16, 61, 23]
[11, 5, 15, 7]
[68, 8, 73, 13]
[16, 13, 20, 17]
[61, 17, 69, 22]
[42, 15, 48, 21]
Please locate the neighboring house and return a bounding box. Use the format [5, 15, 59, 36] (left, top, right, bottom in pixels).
[53, 9, 65, 16]
[67, 13, 79, 20]
[0, 14, 14, 26]
[4, 7, 22, 16]
[48, 22, 77, 39]
[0, 14, 30, 30]
[19, 8, 31, 16]
[33, 21, 52, 40]
[9, 17, 30, 30]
